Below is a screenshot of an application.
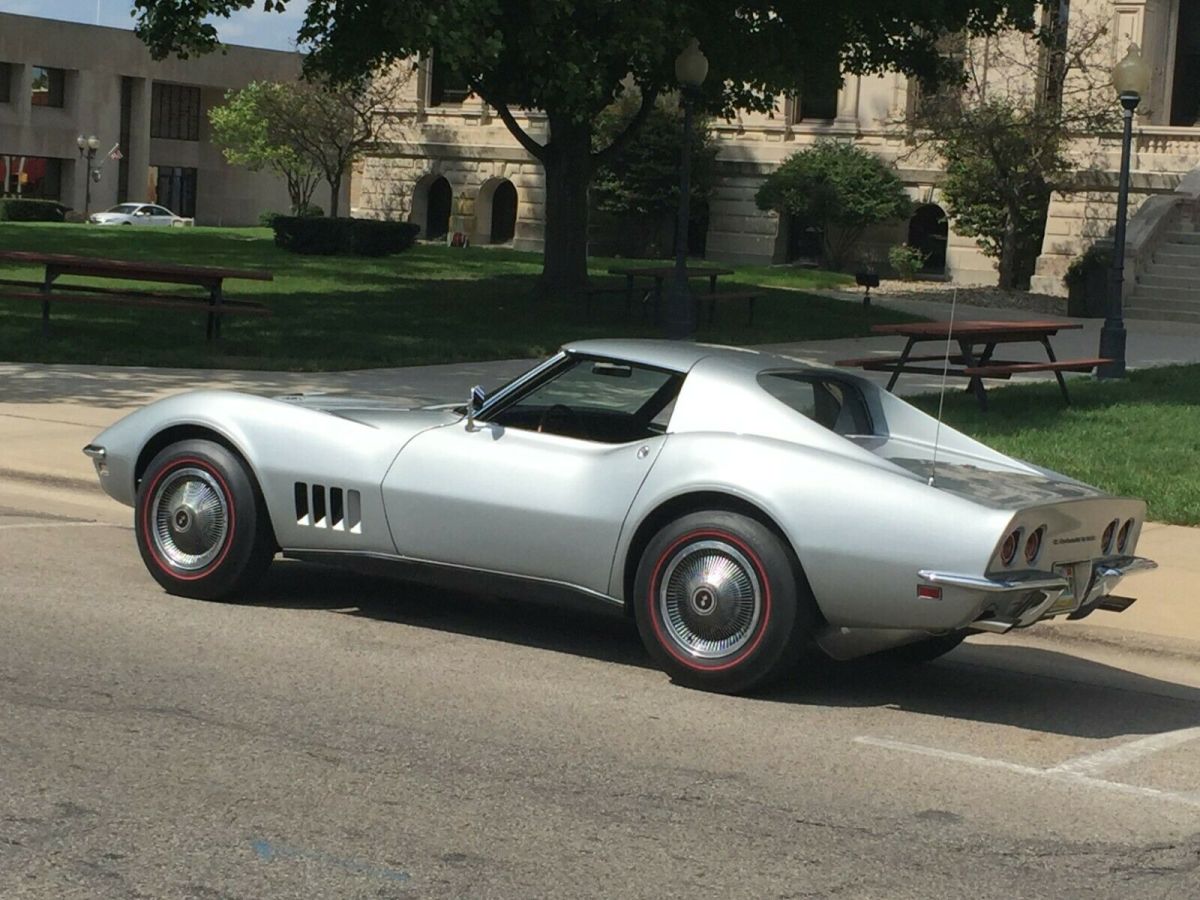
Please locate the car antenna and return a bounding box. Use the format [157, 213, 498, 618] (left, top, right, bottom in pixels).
[928, 288, 958, 488]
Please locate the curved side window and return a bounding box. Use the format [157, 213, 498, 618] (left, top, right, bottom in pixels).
[757, 372, 874, 436]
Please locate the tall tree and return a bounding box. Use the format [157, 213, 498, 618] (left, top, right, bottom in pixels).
[209, 82, 322, 214]
[133, 0, 1046, 296]
[907, 8, 1116, 288]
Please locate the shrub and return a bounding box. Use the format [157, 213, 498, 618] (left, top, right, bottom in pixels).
[272, 216, 420, 256]
[0, 198, 67, 222]
[888, 243, 927, 281]
[260, 203, 321, 228]
[348, 219, 421, 257]
[755, 142, 912, 269]
[591, 93, 717, 257]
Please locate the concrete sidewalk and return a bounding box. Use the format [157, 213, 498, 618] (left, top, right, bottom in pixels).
[2, 297, 1197, 652]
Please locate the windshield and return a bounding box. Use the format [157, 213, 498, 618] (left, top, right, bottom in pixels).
[106, 204, 142, 214]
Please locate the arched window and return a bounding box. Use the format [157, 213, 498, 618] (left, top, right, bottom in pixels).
[425, 177, 452, 240]
[489, 181, 518, 244]
[907, 204, 948, 274]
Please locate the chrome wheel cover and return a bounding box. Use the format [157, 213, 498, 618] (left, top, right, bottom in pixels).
[658, 539, 763, 660]
[150, 467, 230, 571]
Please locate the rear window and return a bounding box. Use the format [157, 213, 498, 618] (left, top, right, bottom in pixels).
[757, 372, 873, 435]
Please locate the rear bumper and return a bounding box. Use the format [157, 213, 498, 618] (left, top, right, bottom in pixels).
[918, 556, 1157, 634]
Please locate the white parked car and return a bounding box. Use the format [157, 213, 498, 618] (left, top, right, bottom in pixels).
[89, 203, 190, 227]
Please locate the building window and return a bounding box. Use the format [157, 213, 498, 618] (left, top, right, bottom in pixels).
[1171, 2, 1200, 126]
[151, 165, 197, 217]
[151, 83, 201, 141]
[428, 56, 471, 107]
[0, 64, 11, 104]
[31, 66, 66, 108]
[793, 49, 840, 122]
[0, 155, 63, 200]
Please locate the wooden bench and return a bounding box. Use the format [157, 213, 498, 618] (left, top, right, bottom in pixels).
[0, 288, 270, 317]
[0, 251, 273, 340]
[700, 290, 761, 325]
[962, 358, 1111, 379]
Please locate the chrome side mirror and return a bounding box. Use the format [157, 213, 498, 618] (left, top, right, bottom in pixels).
[466, 384, 486, 428]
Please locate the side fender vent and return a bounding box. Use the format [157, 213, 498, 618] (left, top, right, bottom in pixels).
[294, 482, 362, 534]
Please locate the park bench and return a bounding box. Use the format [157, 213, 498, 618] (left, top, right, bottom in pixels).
[0, 251, 273, 341]
[836, 320, 1109, 410]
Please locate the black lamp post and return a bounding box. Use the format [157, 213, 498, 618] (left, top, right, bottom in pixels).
[663, 38, 708, 339]
[1097, 44, 1151, 379]
[76, 134, 100, 217]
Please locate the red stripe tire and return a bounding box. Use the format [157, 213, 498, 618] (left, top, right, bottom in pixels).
[134, 439, 275, 601]
[633, 510, 814, 694]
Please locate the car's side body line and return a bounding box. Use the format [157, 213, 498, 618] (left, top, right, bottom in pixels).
[281, 549, 626, 617]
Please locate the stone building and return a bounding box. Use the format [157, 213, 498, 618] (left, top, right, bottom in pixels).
[0, 12, 315, 224]
[355, 1, 1200, 313]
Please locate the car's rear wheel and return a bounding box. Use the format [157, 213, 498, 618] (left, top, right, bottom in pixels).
[135, 439, 275, 601]
[633, 511, 814, 694]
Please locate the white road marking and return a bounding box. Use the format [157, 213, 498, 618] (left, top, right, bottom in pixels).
[854, 735, 1200, 810]
[0, 521, 127, 530]
[1046, 727, 1200, 777]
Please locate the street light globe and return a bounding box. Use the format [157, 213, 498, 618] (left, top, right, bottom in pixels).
[675, 38, 708, 89]
[76, 134, 87, 149]
[86, 135, 101, 151]
[1112, 43, 1151, 99]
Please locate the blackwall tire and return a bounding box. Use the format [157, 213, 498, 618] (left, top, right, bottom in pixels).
[633, 511, 815, 694]
[135, 439, 275, 601]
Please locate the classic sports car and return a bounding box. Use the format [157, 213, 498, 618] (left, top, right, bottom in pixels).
[85, 339, 1155, 693]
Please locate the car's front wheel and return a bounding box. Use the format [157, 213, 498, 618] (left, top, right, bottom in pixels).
[633, 511, 815, 694]
[135, 439, 275, 601]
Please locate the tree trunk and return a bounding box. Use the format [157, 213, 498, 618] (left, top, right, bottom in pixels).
[539, 119, 593, 299]
[328, 175, 342, 218]
[997, 204, 1021, 289]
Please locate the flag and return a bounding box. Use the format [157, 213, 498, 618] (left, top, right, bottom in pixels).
[108, 143, 123, 161]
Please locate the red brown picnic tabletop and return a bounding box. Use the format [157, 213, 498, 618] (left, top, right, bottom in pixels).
[0, 250, 273, 282]
[870, 319, 1082, 338]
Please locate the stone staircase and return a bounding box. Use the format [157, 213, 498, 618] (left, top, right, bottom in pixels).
[1128, 216, 1200, 324]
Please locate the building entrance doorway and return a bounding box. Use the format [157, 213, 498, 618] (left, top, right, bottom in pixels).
[425, 177, 452, 240]
[907, 204, 948, 274]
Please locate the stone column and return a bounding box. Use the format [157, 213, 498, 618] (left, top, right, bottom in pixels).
[126, 77, 152, 201]
[834, 74, 861, 132]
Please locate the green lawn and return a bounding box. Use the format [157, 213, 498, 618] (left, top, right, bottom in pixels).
[911, 365, 1200, 526]
[0, 223, 885, 370]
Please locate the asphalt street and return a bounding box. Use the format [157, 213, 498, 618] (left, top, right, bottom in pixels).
[1, 481, 1199, 899]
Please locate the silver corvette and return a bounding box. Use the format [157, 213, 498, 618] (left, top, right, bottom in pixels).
[85, 339, 1155, 693]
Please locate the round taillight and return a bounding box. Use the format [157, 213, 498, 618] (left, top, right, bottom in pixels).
[1024, 526, 1044, 564]
[1101, 519, 1118, 555]
[1000, 529, 1021, 566]
[1117, 518, 1134, 553]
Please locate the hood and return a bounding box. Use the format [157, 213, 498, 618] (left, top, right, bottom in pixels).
[888, 457, 1104, 508]
[275, 392, 460, 429]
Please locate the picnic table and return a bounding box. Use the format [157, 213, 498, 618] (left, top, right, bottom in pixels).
[605, 264, 757, 323]
[0, 250, 272, 340]
[835, 319, 1110, 410]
